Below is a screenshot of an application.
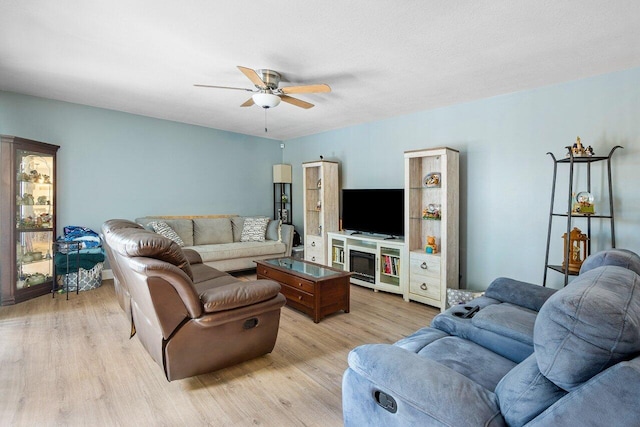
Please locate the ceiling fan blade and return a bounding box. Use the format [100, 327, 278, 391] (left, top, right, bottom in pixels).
[240, 97, 255, 107]
[194, 84, 253, 92]
[281, 84, 331, 94]
[237, 66, 267, 88]
[280, 95, 314, 109]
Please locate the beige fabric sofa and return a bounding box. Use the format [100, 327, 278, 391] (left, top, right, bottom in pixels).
[135, 215, 294, 272]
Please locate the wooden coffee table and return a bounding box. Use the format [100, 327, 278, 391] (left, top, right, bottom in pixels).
[255, 257, 351, 323]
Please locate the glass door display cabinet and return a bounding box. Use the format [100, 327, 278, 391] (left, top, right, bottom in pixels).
[1, 135, 59, 305]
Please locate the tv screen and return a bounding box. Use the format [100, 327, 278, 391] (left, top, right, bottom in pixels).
[342, 189, 404, 237]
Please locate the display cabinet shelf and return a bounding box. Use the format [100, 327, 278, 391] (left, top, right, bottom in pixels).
[302, 160, 339, 265]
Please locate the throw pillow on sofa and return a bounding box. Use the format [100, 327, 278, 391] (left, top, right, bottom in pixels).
[266, 219, 282, 242]
[240, 217, 270, 242]
[149, 221, 185, 246]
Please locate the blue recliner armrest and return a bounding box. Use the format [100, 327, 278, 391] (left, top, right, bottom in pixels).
[527, 357, 640, 426]
[484, 277, 556, 312]
[343, 344, 506, 427]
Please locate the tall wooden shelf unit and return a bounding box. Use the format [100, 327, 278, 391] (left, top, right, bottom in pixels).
[1, 135, 60, 305]
[543, 145, 622, 286]
[302, 160, 339, 265]
[404, 147, 459, 310]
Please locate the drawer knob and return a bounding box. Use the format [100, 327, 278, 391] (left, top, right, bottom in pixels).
[420, 262, 427, 269]
[298, 296, 302, 300]
[298, 282, 303, 287]
[311, 242, 316, 247]
[420, 283, 428, 291]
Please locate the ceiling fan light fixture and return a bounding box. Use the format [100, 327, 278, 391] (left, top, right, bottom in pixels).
[252, 92, 281, 109]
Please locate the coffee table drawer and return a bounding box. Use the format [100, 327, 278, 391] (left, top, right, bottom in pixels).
[257, 267, 315, 294]
[279, 285, 314, 309]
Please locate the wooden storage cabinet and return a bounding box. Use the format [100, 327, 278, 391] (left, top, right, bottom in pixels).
[302, 160, 339, 265]
[404, 147, 459, 310]
[1, 135, 60, 305]
[408, 252, 441, 301]
[327, 231, 406, 296]
[305, 235, 325, 264]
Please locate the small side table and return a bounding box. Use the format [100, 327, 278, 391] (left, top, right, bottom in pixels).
[52, 241, 81, 300]
[291, 246, 304, 260]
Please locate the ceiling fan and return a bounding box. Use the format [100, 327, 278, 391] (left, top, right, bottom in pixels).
[195, 66, 331, 109]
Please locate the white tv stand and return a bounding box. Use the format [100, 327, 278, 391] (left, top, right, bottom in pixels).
[326, 231, 406, 296]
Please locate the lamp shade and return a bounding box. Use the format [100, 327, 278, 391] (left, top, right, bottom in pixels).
[252, 93, 281, 109]
[273, 164, 292, 183]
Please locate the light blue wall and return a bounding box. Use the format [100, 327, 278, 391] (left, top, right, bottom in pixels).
[2, 68, 638, 289]
[284, 67, 640, 289]
[0, 91, 282, 236]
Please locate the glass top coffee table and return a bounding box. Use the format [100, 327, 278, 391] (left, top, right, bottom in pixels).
[255, 257, 351, 323]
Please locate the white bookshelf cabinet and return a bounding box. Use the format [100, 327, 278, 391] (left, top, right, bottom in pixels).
[404, 147, 459, 310]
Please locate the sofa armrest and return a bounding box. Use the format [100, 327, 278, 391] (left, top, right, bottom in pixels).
[484, 277, 556, 312]
[527, 358, 640, 426]
[280, 224, 294, 256]
[343, 344, 505, 427]
[183, 248, 203, 265]
[200, 279, 281, 313]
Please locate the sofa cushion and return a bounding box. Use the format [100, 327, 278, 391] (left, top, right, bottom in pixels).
[200, 279, 281, 313]
[230, 216, 245, 242]
[135, 218, 194, 246]
[193, 218, 233, 245]
[149, 221, 185, 246]
[266, 219, 282, 242]
[190, 263, 230, 285]
[416, 336, 517, 392]
[534, 265, 640, 391]
[186, 241, 287, 262]
[240, 217, 270, 242]
[495, 355, 567, 426]
[472, 303, 537, 347]
[431, 297, 536, 363]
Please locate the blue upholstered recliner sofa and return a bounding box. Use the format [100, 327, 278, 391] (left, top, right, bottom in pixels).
[342, 249, 640, 426]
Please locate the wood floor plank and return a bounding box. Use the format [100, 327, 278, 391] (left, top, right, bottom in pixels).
[0, 274, 438, 426]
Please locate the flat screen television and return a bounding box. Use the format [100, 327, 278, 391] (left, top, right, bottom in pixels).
[341, 189, 404, 237]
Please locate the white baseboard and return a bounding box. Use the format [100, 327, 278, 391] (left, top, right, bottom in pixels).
[102, 269, 114, 280]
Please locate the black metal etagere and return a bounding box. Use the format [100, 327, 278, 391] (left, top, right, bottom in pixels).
[273, 182, 292, 225]
[543, 145, 622, 287]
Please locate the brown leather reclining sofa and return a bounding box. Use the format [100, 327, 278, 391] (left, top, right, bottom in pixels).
[102, 219, 286, 381]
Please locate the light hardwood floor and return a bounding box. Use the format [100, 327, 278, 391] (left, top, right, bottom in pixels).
[0, 273, 438, 426]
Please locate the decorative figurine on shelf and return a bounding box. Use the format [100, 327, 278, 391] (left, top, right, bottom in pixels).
[281, 193, 288, 203]
[43, 174, 51, 184]
[425, 236, 438, 254]
[29, 170, 41, 182]
[572, 191, 595, 215]
[424, 172, 441, 188]
[37, 195, 48, 205]
[22, 193, 34, 205]
[562, 227, 588, 273]
[566, 136, 593, 158]
[422, 204, 441, 220]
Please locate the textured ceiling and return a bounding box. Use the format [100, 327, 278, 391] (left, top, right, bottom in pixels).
[1, 1, 639, 141]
